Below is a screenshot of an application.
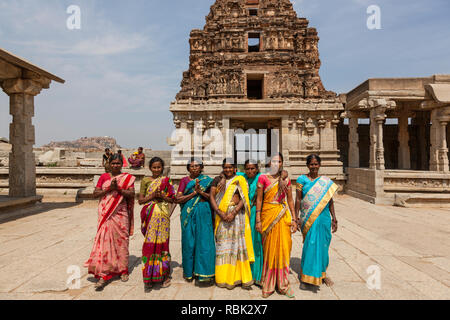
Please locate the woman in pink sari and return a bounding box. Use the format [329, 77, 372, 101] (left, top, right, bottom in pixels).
[85, 154, 136, 291]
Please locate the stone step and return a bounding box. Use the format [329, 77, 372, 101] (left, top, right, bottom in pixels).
[394, 193, 450, 208]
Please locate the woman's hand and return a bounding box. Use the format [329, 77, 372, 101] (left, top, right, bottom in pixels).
[332, 219, 338, 233]
[110, 179, 118, 191]
[297, 218, 302, 232]
[290, 220, 298, 234]
[154, 189, 162, 200]
[255, 220, 262, 234]
[194, 180, 202, 194]
[226, 210, 237, 222]
[216, 210, 226, 221]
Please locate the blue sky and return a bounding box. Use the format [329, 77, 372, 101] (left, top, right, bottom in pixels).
[0, 0, 449, 150]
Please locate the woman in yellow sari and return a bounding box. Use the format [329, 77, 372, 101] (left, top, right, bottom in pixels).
[256, 153, 298, 298]
[209, 158, 254, 289]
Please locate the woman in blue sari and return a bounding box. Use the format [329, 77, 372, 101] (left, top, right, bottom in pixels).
[176, 158, 215, 284]
[295, 154, 338, 288]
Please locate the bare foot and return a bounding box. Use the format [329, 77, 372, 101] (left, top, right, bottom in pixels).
[162, 278, 171, 288]
[121, 274, 129, 282]
[323, 277, 334, 287]
[144, 283, 153, 293]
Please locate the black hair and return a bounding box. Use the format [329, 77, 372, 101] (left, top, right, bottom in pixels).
[186, 157, 204, 172]
[222, 158, 236, 168]
[109, 153, 123, 164]
[149, 157, 165, 169]
[266, 152, 284, 168]
[306, 154, 322, 166]
[105, 148, 110, 152]
[244, 159, 259, 169]
[118, 150, 122, 154]
[138, 147, 143, 151]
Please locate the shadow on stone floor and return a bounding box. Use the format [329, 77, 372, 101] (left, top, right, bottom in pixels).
[0, 202, 80, 224]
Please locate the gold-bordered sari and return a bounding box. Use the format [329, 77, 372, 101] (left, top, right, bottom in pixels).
[214, 175, 254, 289]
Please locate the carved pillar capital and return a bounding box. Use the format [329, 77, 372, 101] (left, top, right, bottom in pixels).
[1, 78, 45, 96]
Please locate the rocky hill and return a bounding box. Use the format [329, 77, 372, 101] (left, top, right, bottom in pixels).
[42, 137, 121, 151]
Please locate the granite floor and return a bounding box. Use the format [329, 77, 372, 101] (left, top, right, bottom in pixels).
[0, 195, 449, 300]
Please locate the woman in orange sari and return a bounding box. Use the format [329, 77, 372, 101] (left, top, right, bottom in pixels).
[139, 157, 175, 291]
[256, 153, 298, 298]
[85, 154, 136, 291]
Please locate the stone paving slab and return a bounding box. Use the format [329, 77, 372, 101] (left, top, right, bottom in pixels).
[0, 195, 448, 300]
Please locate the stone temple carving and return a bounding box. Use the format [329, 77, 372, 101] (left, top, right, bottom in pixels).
[170, 0, 344, 183]
[176, 0, 335, 101]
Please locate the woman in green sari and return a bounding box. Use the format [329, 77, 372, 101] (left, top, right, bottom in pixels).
[176, 158, 215, 284]
[236, 160, 263, 286]
[295, 154, 338, 288]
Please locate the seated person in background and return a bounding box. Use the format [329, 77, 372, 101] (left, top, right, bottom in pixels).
[128, 147, 146, 168]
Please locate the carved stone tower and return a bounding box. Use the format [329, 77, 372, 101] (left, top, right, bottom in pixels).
[169, 0, 345, 183]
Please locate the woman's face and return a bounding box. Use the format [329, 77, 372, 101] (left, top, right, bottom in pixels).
[223, 163, 236, 178]
[188, 161, 202, 177]
[269, 155, 283, 175]
[307, 158, 321, 174]
[244, 163, 258, 179]
[110, 159, 122, 174]
[150, 161, 163, 177]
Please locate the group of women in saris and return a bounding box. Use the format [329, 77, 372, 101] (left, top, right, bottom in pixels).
[85, 152, 339, 298]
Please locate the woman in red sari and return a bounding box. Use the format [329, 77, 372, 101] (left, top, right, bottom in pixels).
[85, 154, 136, 291]
[139, 157, 176, 291]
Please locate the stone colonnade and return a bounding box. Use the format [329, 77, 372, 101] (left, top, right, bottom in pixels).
[345, 98, 449, 172]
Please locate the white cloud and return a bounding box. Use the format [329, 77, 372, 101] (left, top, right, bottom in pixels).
[69, 33, 148, 56]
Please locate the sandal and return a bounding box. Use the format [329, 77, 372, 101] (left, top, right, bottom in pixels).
[95, 278, 106, 291]
[283, 287, 295, 299]
[121, 274, 129, 282]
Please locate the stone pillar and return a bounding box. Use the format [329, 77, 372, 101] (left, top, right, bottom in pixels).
[348, 117, 359, 168]
[318, 116, 327, 150]
[430, 109, 439, 171]
[1, 79, 44, 197]
[370, 107, 386, 170]
[331, 116, 340, 151]
[439, 120, 449, 172]
[398, 114, 411, 169]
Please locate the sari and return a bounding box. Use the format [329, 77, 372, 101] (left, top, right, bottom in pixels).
[85, 173, 135, 281]
[258, 174, 293, 296]
[214, 175, 254, 289]
[129, 152, 145, 168]
[179, 175, 215, 281]
[297, 175, 338, 286]
[237, 172, 263, 285]
[140, 176, 175, 284]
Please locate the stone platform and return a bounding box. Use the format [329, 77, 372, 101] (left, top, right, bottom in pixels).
[0, 195, 43, 213]
[0, 195, 449, 300]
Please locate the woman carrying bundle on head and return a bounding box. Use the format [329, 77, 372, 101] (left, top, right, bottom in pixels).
[139, 157, 175, 291]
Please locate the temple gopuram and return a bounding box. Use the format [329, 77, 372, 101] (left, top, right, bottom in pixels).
[169, 0, 450, 206]
[170, 0, 345, 187]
